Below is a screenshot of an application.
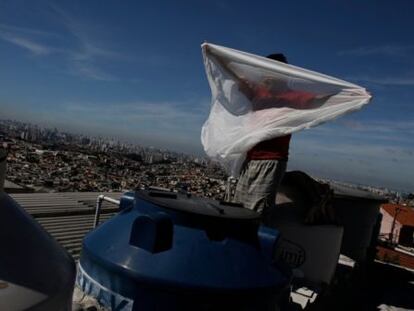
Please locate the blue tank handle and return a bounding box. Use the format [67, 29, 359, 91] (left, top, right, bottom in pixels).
[129, 212, 173, 253]
[124, 192, 174, 253]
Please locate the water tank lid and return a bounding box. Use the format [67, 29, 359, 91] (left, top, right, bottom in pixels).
[136, 190, 260, 220]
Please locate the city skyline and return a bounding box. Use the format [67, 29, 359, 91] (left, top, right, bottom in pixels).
[1, 1, 413, 191]
[1, 118, 410, 195]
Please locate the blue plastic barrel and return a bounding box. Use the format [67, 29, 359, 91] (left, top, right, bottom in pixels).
[78, 190, 291, 310]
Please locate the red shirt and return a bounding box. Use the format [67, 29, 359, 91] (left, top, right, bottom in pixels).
[245, 84, 316, 160]
[247, 134, 291, 160]
[253, 85, 316, 110]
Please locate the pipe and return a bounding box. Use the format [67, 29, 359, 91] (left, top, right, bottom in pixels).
[224, 177, 236, 202]
[94, 195, 120, 228]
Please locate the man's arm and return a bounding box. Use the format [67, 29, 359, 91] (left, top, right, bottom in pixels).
[252, 90, 332, 111]
[204, 45, 256, 100]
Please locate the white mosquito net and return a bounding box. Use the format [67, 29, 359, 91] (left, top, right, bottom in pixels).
[201, 43, 372, 176]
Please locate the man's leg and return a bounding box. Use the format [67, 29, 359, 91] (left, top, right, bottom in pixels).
[233, 159, 287, 214]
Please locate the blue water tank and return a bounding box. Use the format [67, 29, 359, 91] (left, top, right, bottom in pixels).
[77, 190, 291, 310]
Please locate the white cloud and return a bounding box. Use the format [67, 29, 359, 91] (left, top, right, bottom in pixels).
[49, 4, 125, 80]
[339, 45, 414, 86]
[0, 9, 123, 81]
[338, 45, 414, 57]
[0, 31, 52, 55]
[0, 23, 59, 37]
[347, 75, 414, 86]
[339, 119, 414, 134]
[1, 97, 210, 154]
[69, 62, 118, 81]
[287, 115, 414, 190]
[290, 132, 414, 191]
[64, 100, 209, 128]
[53, 99, 210, 153]
[296, 138, 412, 161]
[297, 118, 414, 147]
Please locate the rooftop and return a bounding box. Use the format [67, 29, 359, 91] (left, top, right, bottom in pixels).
[11, 191, 122, 260]
[382, 203, 414, 227]
[7, 190, 414, 310]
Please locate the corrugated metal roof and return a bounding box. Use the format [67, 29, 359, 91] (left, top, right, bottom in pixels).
[11, 192, 123, 260]
[4, 179, 24, 189]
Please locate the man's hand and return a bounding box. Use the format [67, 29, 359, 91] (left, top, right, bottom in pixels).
[204, 44, 211, 54]
[204, 44, 255, 99]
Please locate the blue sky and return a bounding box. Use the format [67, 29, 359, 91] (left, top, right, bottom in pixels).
[0, 0, 413, 191]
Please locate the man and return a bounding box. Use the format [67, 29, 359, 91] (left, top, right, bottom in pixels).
[231, 54, 334, 218]
[205, 48, 323, 216]
[227, 54, 290, 217]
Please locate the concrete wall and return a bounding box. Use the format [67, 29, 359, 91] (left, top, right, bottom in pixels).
[333, 197, 382, 263]
[380, 208, 402, 244]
